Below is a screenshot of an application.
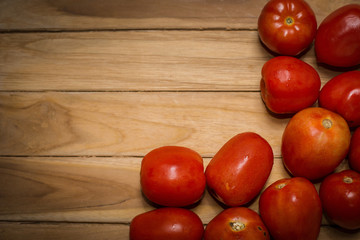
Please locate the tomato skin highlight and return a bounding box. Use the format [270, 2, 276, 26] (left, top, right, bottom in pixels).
[204, 207, 269, 240]
[260, 56, 321, 114]
[259, 177, 322, 240]
[319, 170, 360, 230]
[350, 128, 360, 173]
[258, 0, 317, 56]
[130, 208, 204, 240]
[140, 146, 206, 207]
[315, 4, 360, 68]
[319, 70, 360, 128]
[205, 132, 273, 207]
[281, 107, 351, 181]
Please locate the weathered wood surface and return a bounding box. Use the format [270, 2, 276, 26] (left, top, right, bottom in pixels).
[0, 31, 350, 91]
[1, 0, 360, 239]
[0, 92, 288, 157]
[0, 0, 358, 30]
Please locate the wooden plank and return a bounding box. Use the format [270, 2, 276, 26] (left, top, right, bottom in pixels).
[0, 91, 289, 157]
[0, 223, 359, 240]
[0, 222, 129, 240]
[0, 0, 358, 31]
[0, 31, 352, 92]
[0, 156, 350, 224]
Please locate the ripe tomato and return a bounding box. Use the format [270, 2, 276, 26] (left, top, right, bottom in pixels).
[282, 107, 351, 180]
[319, 70, 360, 128]
[258, 0, 317, 56]
[315, 4, 360, 68]
[205, 132, 273, 207]
[140, 146, 206, 207]
[260, 56, 321, 114]
[130, 208, 204, 240]
[259, 177, 322, 240]
[350, 127, 360, 172]
[204, 207, 269, 240]
[319, 170, 360, 230]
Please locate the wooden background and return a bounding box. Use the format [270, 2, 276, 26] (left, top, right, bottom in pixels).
[0, 0, 360, 239]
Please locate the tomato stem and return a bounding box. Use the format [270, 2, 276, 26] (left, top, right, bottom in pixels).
[343, 176, 353, 184]
[229, 221, 245, 231]
[322, 119, 333, 129]
[285, 16, 294, 26]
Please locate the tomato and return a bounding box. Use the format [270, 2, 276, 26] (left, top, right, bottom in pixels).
[140, 146, 206, 207]
[350, 127, 360, 172]
[130, 208, 204, 240]
[260, 56, 321, 114]
[319, 170, 360, 230]
[204, 207, 269, 240]
[258, 0, 317, 56]
[315, 4, 360, 68]
[205, 132, 273, 207]
[259, 177, 322, 240]
[282, 107, 351, 180]
[319, 70, 360, 128]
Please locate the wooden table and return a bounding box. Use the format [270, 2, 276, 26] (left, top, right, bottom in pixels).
[0, 0, 359, 239]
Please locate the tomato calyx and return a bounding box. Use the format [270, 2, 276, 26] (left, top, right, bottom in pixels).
[322, 119, 333, 129]
[343, 176, 353, 184]
[229, 221, 245, 231]
[276, 182, 287, 190]
[285, 16, 295, 26]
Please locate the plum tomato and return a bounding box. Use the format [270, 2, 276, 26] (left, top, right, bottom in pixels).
[258, 0, 317, 56]
[205, 132, 273, 207]
[140, 146, 206, 207]
[281, 107, 351, 181]
[319, 170, 360, 230]
[130, 208, 204, 240]
[319, 70, 360, 128]
[259, 177, 322, 240]
[350, 127, 360, 172]
[260, 56, 321, 114]
[204, 207, 269, 240]
[315, 4, 360, 68]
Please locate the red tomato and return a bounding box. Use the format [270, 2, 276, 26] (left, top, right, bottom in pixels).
[319, 71, 360, 128]
[282, 107, 351, 180]
[319, 170, 360, 230]
[259, 177, 322, 240]
[260, 56, 321, 114]
[130, 208, 204, 240]
[204, 207, 269, 240]
[140, 146, 206, 207]
[258, 0, 317, 56]
[205, 132, 273, 207]
[350, 127, 360, 172]
[315, 4, 360, 68]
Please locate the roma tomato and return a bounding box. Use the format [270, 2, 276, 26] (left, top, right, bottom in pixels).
[130, 208, 204, 240]
[319, 170, 360, 230]
[259, 177, 322, 240]
[205, 132, 273, 207]
[204, 207, 269, 240]
[315, 4, 360, 68]
[350, 127, 360, 172]
[258, 0, 317, 56]
[140, 146, 206, 207]
[282, 107, 351, 180]
[260, 56, 321, 114]
[319, 70, 360, 128]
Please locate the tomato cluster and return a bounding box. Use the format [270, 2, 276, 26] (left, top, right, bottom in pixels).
[130, 1, 360, 239]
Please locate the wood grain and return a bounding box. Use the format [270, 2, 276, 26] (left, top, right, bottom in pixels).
[0, 0, 358, 31]
[0, 31, 353, 91]
[0, 91, 289, 157]
[0, 156, 350, 224]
